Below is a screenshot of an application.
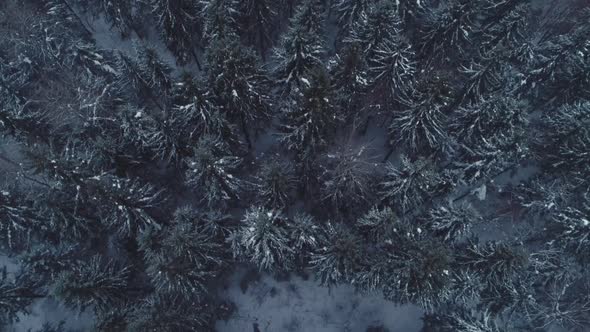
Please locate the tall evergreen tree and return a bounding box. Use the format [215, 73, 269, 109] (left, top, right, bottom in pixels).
[236, 0, 277, 58]
[231, 207, 294, 272]
[0, 268, 41, 325]
[139, 207, 225, 298]
[52, 256, 130, 312]
[185, 135, 242, 207]
[151, 0, 203, 66]
[273, 0, 326, 89]
[206, 38, 273, 147]
[311, 223, 365, 286]
[278, 69, 340, 159]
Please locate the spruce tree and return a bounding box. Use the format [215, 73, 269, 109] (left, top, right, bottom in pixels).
[185, 135, 242, 207]
[278, 69, 340, 159]
[231, 207, 294, 272]
[52, 256, 130, 312]
[138, 207, 225, 298]
[273, 0, 326, 89]
[206, 38, 273, 147]
[151, 0, 203, 66]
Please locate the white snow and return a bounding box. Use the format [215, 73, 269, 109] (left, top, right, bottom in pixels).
[216, 269, 423, 332]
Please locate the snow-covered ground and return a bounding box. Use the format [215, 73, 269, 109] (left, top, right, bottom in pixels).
[217, 268, 423, 332]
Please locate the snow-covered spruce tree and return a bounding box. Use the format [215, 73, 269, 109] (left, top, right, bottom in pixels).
[185, 134, 242, 207]
[394, 0, 425, 26]
[355, 206, 399, 242]
[19, 244, 81, 286]
[278, 69, 341, 160]
[332, 0, 375, 38]
[114, 52, 164, 112]
[52, 255, 130, 312]
[535, 101, 590, 182]
[236, 0, 277, 58]
[231, 207, 294, 272]
[0, 267, 41, 325]
[456, 50, 508, 104]
[171, 73, 240, 148]
[91, 174, 166, 236]
[419, 0, 483, 64]
[310, 222, 365, 286]
[252, 157, 298, 209]
[344, 1, 401, 59]
[138, 207, 225, 298]
[320, 144, 375, 216]
[448, 96, 529, 184]
[380, 240, 454, 310]
[202, 0, 239, 42]
[368, 34, 417, 105]
[206, 38, 272, 147]
[127, 294, 213, 332]
[355, 218, 454, 310]
[330, 44, 370, 120]
[288, 213, 324, 267]
[451, 96, 527, 146]
[151, 0, 203, 66]
[422, 203, 481, 243]
[478, 270, 537, 317]
[388, 94, 449, 154]
[544, 196, 590, 263]
[479, 2, 529, 53]
[98, 0, 136, 37]
[273, 0, 326, 89]
[135, 43, 173, 98]
[519, 8, 590, 105]
[133, 110, 194, 165]
[380, 156, 448, 214]
[0, 188, 38, 251]
[527, 280, 590, 331]
[458, 240, 528, 287]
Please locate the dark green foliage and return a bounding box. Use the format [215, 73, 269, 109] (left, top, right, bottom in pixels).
[345, 1, 401, 59]
[0, 189, 37, 251]
[231, 207, 294, 272]
[2, 0, 590, 330]
[310, 223, 365, 286]
[138, 207, 226, 297]
[206, 38, 273, 139]
[356, 206, 399, 242]
[330, 44, 370, 117]
[320, 144, 375, 214]
[52, 256, 130, 312]
[279, 70, 340, 159]
[458, 240, 528, 286]
[100, 0, 135, 37]
[332, 0, 375, 35]
[253, 157, 298, 209]
[419, 0, 482, 63]
[202, 0, 239, 42]
[136, 43, 173, 96]
[185, 135, 242, 207]
[0, 267, 40, 325]
[236, 0, 277, 56]
[380, 156, 447, 214]
[422, 203, 480, 242]
[151, 0, 202, 65]
[389, 96, 448, 153]
[368, 35, 417, 104]
[535, 101, 590, 181]
[273, 0, 326, 88]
